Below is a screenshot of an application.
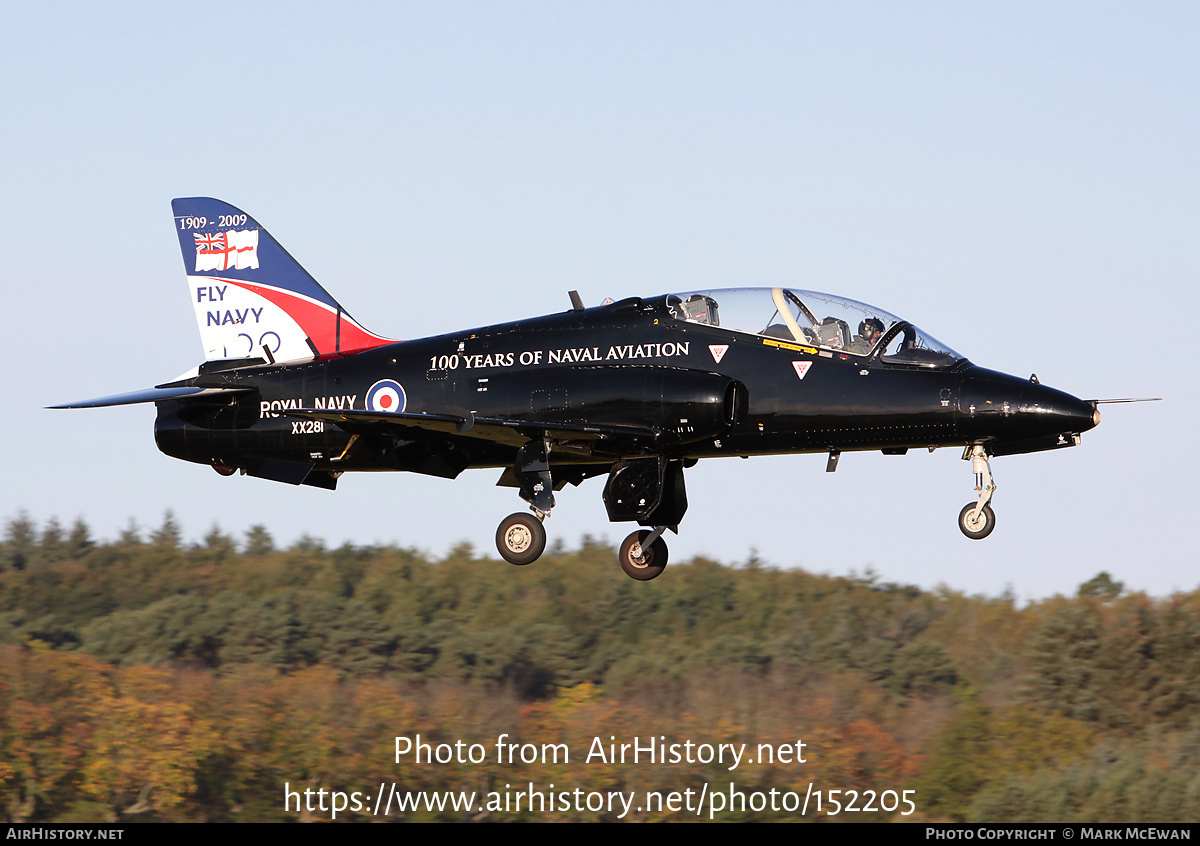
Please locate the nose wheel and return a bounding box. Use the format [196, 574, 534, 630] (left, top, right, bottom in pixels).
[958, 502, 996, 540]
[496, 512, 547, 566]
[619, 529, 669, 581]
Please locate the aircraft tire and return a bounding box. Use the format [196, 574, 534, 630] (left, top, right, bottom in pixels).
[619, 530, 668, 581]
[958, 502, 996, 540]
[496, 513, 546, 566]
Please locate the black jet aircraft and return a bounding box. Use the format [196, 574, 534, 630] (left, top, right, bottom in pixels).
[54, 198, 1143, 580]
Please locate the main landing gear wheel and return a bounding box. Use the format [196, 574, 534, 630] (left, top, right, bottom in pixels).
[619, 530, 669, 581]
[496, 513, 546, 566]
[958, 502, 996, 540]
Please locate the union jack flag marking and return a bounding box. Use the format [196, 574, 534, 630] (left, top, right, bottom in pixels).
[194, 232, 225, 251]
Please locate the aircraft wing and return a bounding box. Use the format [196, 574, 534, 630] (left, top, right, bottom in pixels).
[282, 407, 660, 449]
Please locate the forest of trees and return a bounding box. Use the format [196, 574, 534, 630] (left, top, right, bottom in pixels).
[1, 511, 1198, 823]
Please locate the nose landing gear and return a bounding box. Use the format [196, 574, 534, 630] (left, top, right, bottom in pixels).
[959, 444, 997, 540]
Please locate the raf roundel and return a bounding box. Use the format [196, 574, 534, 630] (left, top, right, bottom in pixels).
[366, 379, 406, 414]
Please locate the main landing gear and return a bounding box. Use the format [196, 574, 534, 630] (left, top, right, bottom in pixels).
[492, 446, 687, 581]
[604, 457, 685, 581]
[958, 444, 997, 540]
[495, 437, 555, 565]
[496, 511, 547, 566]
[619, 527, 669, 581]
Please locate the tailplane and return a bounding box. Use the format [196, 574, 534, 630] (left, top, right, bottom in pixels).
[172, 198, 393, 362]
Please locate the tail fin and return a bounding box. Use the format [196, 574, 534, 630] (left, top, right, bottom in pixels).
[171, 198, 393, 362]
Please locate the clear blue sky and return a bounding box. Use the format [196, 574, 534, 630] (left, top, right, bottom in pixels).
[3, 2, 1194, 601]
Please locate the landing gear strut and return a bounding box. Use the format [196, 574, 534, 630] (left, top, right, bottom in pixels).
[959, 444, 997, 540]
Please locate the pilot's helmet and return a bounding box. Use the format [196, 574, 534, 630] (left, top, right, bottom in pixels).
[859, 317, 884, 339]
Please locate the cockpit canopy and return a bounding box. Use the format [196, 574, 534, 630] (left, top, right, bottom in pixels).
[666, 288, 964, 368]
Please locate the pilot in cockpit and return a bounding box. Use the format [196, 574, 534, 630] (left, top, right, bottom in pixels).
[847, 318, 884, 355]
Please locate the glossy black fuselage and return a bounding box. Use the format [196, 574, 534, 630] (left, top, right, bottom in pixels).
[154, 295, 1097, 485]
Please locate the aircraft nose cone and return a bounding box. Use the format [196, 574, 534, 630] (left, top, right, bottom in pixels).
[1028, 386, 1099, 433]
[959, 370, 1098, 442]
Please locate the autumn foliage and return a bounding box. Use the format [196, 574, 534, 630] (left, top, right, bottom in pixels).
[1, 513, 1198, 822]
